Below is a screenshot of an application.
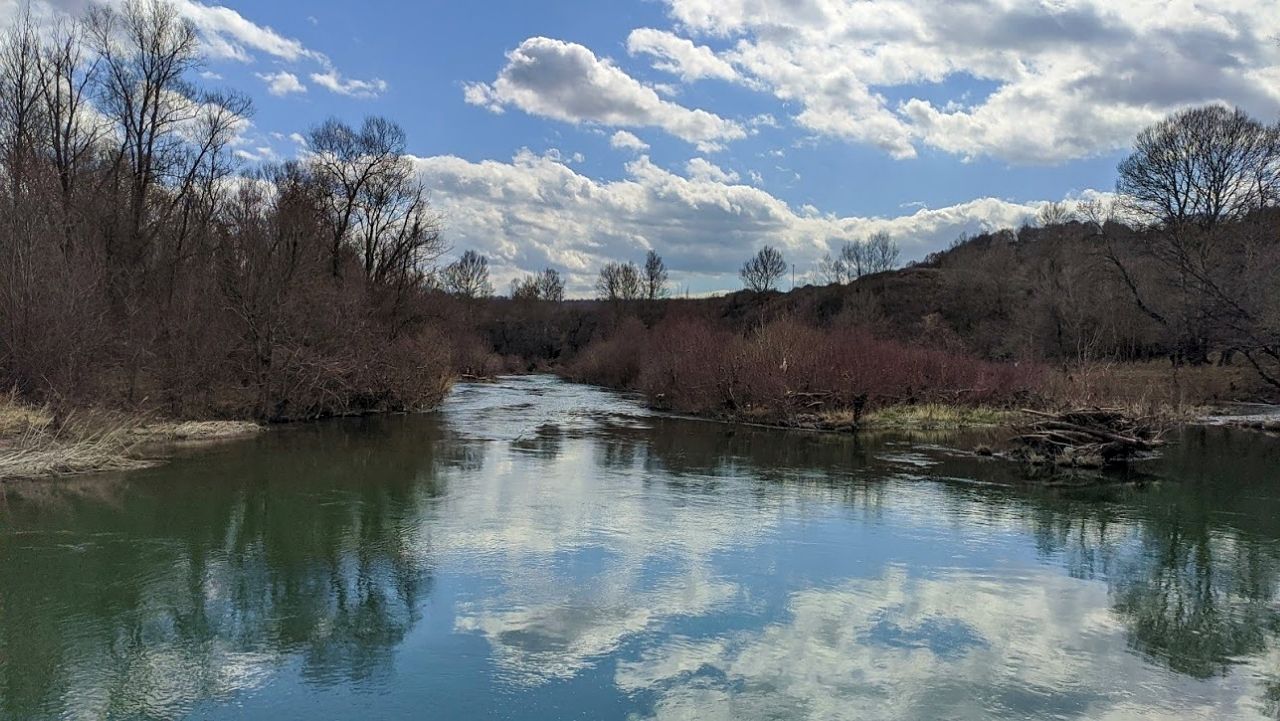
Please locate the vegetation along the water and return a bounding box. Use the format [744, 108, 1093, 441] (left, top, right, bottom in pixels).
[1, 2, 1278, 478]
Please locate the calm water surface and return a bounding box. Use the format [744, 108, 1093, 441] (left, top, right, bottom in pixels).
[3, 376, 1280, 720]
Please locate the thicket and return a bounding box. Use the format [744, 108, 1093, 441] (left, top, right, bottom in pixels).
[565, 314, 1042, 421]
[0, 2, 479, 421]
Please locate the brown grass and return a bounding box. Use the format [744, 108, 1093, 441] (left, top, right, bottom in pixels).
[0, 394, 261, 481]
[131, 420, 261, 442]
[1039, 361, 1270, 421]
[0, 405, 150, 480]
[0, 390, 53, 436]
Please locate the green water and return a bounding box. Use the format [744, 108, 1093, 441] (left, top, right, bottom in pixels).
[2, 376, 1279, 720]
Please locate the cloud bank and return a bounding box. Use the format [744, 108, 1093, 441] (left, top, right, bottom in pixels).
[415, 149, 1084, 295]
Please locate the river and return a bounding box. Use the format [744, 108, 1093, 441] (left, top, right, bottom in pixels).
[2, 375, 1279, 720]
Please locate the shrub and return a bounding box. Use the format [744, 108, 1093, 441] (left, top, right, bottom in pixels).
[567, 314, 1043, 421]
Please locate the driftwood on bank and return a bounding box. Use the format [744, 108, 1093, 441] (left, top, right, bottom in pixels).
[1009, 408, 1165, 469]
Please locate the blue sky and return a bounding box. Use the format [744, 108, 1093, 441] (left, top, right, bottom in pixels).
[25, 0, 1280, 294]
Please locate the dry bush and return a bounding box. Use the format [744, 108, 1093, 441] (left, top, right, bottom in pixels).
[1040, 361, 1270, 418]
[0, 5, 465, 425]
[637, 315, 735, 412]
[564, 317, 649, 389]
[569, 314, 1044, 421]
[450, 329, 510, 378]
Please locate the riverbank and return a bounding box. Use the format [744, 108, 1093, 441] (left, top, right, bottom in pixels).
[578, 350, 1272, 434]
[0, 398, 261, 481]
[6, 374, 1279, 721]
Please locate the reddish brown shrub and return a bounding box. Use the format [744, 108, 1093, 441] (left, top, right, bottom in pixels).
[568, 314, 1043, 419]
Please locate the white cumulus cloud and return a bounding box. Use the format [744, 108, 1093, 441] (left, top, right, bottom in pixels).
[310, 69, 388, 98]
[611, 130, 651, 153]
[626, 28, 742, 84]
[256, 70, 306, 96]
[413, 149, 1077, 296]
[650, 0, 1280, 164]
[464, 37, 746, 152]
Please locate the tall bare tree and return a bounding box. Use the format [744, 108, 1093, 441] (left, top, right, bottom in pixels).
[1117, 105, 1279, 230]
[1109, 105, 1280, 379]
[90, 0, 202, 250]
[36, 17, 103, 223]
[535, 268, 565, 302]
[0, 8, 46, 206]
[866, 231, 900, 274]
[596, 261, 642, 301]
[839, 232, 899, 280]
[740, 245, 786, 292]
[817, 253, 850, 285]
[643, 249, 668, 300]
[510, 268, 565, 302]
[354, 158, 444, 287]
[306, 116, 411, 278]
[444, 250, 493, 298]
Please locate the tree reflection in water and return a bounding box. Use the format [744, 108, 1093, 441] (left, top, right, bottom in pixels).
[3, 380, 1280, 720]
[0, 415, 466, 719]
[629, 418, 1280, 696]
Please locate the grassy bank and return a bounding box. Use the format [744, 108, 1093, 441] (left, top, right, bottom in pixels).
[861, 404, 1014, 430]
[0, 396, 260, 481]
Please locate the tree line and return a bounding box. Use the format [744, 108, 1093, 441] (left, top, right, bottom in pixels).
[473, 103, 1280, 400]
[0, 0, 473, 419]
[1, 0, 1276, 417]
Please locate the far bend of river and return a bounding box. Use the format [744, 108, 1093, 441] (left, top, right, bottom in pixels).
[3, 376, 1280, 721]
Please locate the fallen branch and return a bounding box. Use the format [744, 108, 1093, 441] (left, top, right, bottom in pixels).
[1010, 407, 1165, 469]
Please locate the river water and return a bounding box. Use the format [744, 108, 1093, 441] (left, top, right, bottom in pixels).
[2, 375, 1280, 720]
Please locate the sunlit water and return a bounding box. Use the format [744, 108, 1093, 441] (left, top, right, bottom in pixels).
[3, 376, 1280, 720]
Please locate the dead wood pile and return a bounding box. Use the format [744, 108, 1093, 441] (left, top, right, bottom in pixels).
[1010, 408, 1165, 469]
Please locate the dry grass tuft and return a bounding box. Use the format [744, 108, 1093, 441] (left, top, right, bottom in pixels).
[0, 394, 262, 481]
[0, 390, 53, 436]
[0, 408, 151, 480]
[131, 420, 261, 442]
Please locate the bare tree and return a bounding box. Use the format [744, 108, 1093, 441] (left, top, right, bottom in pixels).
[1036, 200, 1074, 227]
[866, 232, 900, 274]
[740, 245, 786, 292]
[535, 268, 565, 302]
[511, 267, 566, 301]
[596, 261, 642, 301]
[1109, 105, 1280, 381]
[510, 275, 538, 301]
[643, 249, 668, 300]
[840, 240, 868, 279]
[36, 17, 103, 220]
[353, 158, 444, 287]
[817, 253, 850, 285]
[0, 0, 458, 418]
[89, 0, 203, 249]
[839, 232, 899, 280]
[1117, 105, 1279, 230]
[0, 8, 47, 204]
[443, 249, 493, 298]
[306, 116, 410, 278]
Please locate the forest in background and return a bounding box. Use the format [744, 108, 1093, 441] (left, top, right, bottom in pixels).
[474, 105, 1280, 420]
